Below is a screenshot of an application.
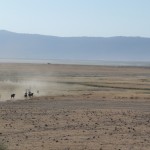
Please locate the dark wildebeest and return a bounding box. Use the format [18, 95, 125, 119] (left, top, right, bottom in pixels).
[28, 92, 34, 98]
[11, 94, 15, 99]
[24, 92, 28, 98]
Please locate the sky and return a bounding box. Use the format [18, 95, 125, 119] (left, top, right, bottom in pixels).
[0, 0, 150, 37]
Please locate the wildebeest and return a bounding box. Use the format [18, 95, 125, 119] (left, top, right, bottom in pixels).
[11, 94, 15, 99]
[28, 92, 34, 98]
[24, 92, 28, 98]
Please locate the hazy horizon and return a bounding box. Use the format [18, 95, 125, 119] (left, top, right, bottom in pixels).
[1, 58, 150, 68]
[1, 29, 150, 38]
[0, 30, 150, 62]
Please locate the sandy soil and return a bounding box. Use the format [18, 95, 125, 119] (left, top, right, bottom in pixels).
[0, 63, 150, 150]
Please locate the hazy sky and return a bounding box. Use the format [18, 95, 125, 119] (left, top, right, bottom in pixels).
[0, 0, 150, 37]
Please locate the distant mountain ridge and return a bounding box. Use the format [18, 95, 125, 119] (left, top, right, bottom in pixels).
[0, 30, 150, 61]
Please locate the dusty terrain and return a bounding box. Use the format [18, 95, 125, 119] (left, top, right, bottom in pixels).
[0, 63, 150, 150]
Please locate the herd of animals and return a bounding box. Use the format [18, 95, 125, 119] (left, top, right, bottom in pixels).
[10, 90, 39, 99]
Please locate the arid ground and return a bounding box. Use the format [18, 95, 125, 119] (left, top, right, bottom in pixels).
[0, 63, 150, 150]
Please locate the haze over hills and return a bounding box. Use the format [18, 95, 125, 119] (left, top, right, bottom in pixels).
[0, 30, 150, 62]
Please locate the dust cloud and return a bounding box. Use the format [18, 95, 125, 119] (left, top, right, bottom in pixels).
[0, 80, 46, 101]
[0, 64, 70, 101]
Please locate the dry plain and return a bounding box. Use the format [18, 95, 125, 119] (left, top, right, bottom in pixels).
[0, 63, 150, 150]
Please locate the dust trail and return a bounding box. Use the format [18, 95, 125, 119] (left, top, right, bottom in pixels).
[0, 64, 52, 101]
[0, 80, 43, 101]
[0, 74, 72, 101]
